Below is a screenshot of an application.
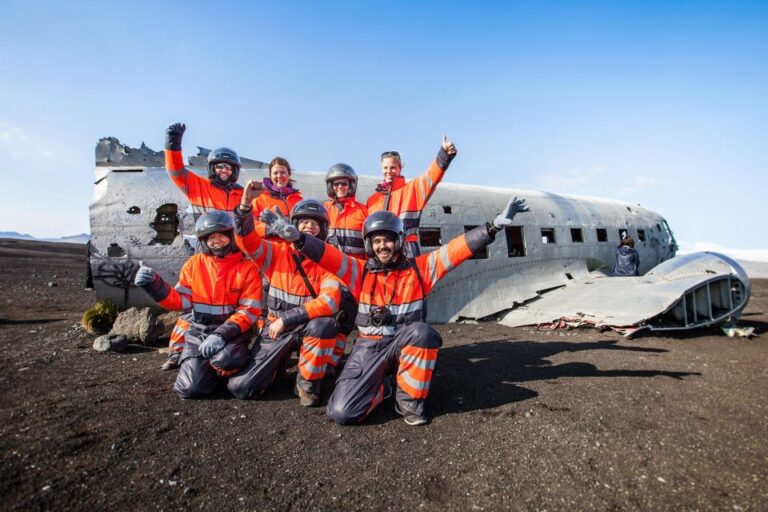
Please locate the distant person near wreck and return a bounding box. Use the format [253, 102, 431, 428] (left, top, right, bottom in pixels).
[611, 236, 640, 276]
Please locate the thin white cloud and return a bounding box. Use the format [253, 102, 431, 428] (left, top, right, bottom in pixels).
[616, 175, 658, 197]
[678, 240, 768, 262]
[535, 166, 605, 193]
[0, 122, 55, 160]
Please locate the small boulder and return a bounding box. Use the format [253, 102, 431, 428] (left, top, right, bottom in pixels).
[158, 311, 182, 339]
[93, 334, 129, 353]
[109, 307, 164, 345]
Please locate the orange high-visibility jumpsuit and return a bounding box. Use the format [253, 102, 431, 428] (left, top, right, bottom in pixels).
[137, 251, 262, 399]
[366, 147, 454, 256]
[324, 196, 368, 366]
[165, 148, 244, 218]
[229, 208, 341, 399]
[295, 223, 495, 423]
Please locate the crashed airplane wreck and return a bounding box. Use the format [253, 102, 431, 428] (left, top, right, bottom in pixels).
[88, 138, 751, 335]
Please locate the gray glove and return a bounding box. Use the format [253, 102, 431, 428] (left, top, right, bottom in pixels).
[200, 333, 225, 358]
[259, 208, 300, 241]
[492, 197, 531, 230]
[134, 263, 157, 287]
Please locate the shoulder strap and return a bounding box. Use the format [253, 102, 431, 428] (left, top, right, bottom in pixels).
[406, 258, 427, 322]
[291, 253, 318, 298]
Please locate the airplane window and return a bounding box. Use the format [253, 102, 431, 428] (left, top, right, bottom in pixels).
[541, 228, 556, 244]
[419, 227, 442, 247]
[619, 228, 628, 240]
[442, 206, 452, 214]
[464, 226, 489, 259]
[596, 228, 608, 242]
[656, 223, 662, 231]
[570, 228, 583, 243]
[637, 229, 646, 242]
[150, 204, 180, 245]
[505, 226, 525, 257]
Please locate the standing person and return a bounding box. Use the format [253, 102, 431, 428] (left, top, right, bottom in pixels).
[611, 236, 641, 276]
[134, 212, 262, 399]
[366, 136, 457, 257]
[324, 163, 368, 259]
[164, 122, 243, 218]
[247, 157, 304, 241]
[324, 163, 368, 371]
[230, 186, 341, 406]
[261, 197, 530, 425]
[161, 122, 245, 369]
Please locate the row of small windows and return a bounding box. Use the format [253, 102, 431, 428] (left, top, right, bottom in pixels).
[419, 225, 653, 260]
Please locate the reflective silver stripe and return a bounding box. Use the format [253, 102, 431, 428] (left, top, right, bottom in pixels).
[439, 245, 453, 272]
[344, 246, 365, 255]
[401, 211, 420, 220]
[321, 279, 340, 290]
[399, 371, 431, 391]
[329, 228, 363, 238]
[359, 325, 396, 336]
[270, 287, 308, 306]
[348, 258, 359, 289]
[251, 239, 273, 269]
[175, 284, 192, 295]
[358, 300, 423, 316]
[192, 303, 235, 315]
[405, 227, 418, 236]
[303, 344, 335, 359]
[427, 250, 439, 287]
[427, 246, 453, 286]
[298, 358, 327, 375]
[238, 298, 263, 309]
[338, 252, 348, 278]
[169, 168, 187, 178]
[400, 352, 436, 371]
[320, 295, 338, 313]
[425, 174, 434, 196]
[171, 326, 186, 336]
[181, 296, 192, 309]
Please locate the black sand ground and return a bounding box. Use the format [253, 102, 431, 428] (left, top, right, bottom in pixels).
[1, 239, 766, 511]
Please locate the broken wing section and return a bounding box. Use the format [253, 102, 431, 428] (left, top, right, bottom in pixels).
[499, 252, 750, 334]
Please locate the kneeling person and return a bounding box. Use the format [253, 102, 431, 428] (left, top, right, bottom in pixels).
[231, 187, 341, 407]
[134, 212, 262, 399]
[261, 197, 530, 425]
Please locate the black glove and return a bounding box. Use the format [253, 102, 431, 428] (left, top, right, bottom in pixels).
[165, 123, 186, 151]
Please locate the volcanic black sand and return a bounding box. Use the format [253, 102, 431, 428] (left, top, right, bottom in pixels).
[1, 239, 766, 511]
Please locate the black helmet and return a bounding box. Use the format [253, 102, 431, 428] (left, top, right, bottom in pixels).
[291, 199, 329, 241]
[207, 147, 241, 183]
[363, 211, 405, 257]
[195, 211, 236, 256]
[325, 163, 358, 198]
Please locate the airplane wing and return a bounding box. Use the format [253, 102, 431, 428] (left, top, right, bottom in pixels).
[500, 252, 751, 336]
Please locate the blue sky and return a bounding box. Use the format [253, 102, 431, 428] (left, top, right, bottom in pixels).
[0, 1, 766, 255]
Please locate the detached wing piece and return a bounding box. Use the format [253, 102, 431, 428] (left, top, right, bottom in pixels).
[500, 252, 750, 336]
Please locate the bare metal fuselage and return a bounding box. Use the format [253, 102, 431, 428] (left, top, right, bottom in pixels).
[89, 140, 747, 332]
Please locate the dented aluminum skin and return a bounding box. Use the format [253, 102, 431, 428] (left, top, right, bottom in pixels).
[89, 138, 748, 330]
[500, 252, 751, 334]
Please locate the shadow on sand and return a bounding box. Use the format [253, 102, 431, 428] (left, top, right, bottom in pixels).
[429, 338, 700, 416]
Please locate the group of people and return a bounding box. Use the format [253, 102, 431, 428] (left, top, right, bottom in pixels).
[135, 122, 529, 426]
